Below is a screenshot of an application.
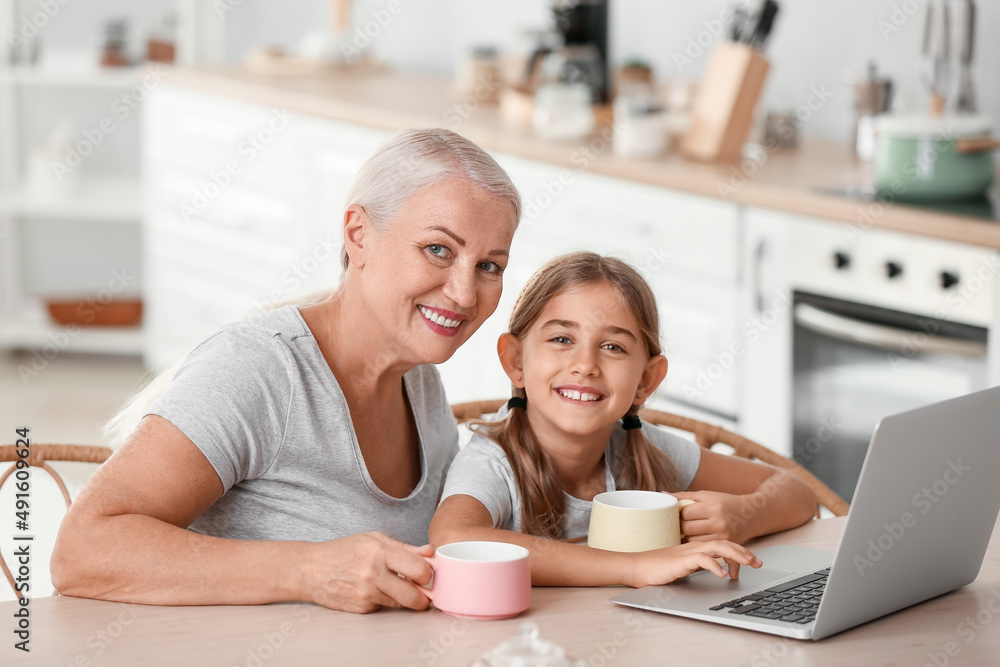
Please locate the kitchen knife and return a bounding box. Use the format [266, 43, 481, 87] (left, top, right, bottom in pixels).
[956, 0, 976, 112]
[748, 0, 780, 52]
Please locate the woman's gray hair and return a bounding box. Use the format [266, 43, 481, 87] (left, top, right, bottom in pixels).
[340, 127, 521, 269]
[104, 129, 518, 448]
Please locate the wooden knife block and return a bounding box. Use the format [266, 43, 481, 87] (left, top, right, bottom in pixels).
[681, 43, 770, 162]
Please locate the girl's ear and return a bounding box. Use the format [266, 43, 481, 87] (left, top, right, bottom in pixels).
[497, 333, 525, 387]
[634, 354, 668, 405]
[343, 205, 370, 269]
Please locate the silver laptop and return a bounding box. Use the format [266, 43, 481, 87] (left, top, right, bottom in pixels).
[612, 385, 1000, 640]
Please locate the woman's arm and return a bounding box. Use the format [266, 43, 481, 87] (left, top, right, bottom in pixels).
[51, 415, 433, 613]
[673, 449, 818, 544]
[429, 494, 760, 588]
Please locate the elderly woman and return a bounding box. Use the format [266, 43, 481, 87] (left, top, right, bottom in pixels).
[51, 129, 521, 613]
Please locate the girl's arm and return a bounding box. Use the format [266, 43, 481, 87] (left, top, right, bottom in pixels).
[429, 494, 761, 588]
[51, 415, 434, 613]
[673, 448, 818, 543]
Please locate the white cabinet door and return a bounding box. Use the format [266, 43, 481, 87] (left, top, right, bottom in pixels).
[737, 207, 794, 457]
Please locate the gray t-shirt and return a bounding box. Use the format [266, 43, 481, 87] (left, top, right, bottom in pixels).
[148, 305, 458, 546]
[441, 409, 701, 540]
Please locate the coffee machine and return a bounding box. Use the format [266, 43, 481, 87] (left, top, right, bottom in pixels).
[551, 0, 610, 104]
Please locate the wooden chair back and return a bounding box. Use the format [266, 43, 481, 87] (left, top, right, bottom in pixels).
[450, 400, 849, 517]
[0, 444, 113, 599]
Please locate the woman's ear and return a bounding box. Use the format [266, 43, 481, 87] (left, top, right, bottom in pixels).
[497, 333, 525, 388]
[634, 354, 668, 405]
[343, 205, 369, 269]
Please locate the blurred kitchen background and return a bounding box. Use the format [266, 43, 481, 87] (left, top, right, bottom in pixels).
[1, 0, 999, 599]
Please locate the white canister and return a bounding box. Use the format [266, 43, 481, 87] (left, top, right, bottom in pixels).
[533, 83, 594, 141]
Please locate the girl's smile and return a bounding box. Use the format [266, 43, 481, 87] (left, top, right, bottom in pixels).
[555, 385, 606, 403]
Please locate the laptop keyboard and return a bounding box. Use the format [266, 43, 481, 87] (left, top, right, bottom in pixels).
[709, 568, 830, 624]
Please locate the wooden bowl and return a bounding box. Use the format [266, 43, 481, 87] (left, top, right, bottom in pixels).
[46, 299, 143, 327]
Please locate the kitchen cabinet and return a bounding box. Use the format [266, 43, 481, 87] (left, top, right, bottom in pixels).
[143, 89, 746, 430]
[0, 0, 216, 356]
[143, 86, 389, 370]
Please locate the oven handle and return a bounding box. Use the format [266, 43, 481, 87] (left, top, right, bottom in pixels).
[794, 303, 987, 357]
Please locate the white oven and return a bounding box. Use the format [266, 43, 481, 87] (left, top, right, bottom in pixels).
[784, 217, 996, 501]
[738, 209, 998, 503]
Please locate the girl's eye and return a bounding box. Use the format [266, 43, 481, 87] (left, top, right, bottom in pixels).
[478, 260, 504, 275]
[550, 336, 572, 345]
[602, 343, 625, 353]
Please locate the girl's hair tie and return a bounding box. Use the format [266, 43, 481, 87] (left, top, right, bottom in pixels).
[622, 414, 642, 431]
[507, 396, 527, 411]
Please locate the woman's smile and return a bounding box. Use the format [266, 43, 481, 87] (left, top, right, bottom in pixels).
[418, 304, 468, 337]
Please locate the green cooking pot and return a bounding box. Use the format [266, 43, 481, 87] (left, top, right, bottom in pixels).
[874, 115, 999, 202]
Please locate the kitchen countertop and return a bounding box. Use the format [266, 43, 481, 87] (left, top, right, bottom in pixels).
[161, 66, 1000, 251]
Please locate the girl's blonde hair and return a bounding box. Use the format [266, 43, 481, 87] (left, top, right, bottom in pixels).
[105, 128, 520, 448]
[476, 252, 681, 539]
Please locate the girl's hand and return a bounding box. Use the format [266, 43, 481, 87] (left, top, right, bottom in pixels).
[672, 490, 756, 543]
[306, 533, 435, 613]
[626, 540, 762, 588]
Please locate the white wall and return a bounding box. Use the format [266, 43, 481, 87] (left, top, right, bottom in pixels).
[339, 0, 999, 144]
[16, 0, 997, 145]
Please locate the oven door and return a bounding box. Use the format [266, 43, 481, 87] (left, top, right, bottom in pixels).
[792, 291, 988, 502]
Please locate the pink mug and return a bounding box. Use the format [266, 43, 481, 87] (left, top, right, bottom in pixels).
[424, 541, 532, 620]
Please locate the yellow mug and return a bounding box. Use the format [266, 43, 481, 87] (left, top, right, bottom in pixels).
[588, 490, 695, 552]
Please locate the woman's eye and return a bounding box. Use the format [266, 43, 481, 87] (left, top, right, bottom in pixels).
[427, 244, 449, 258]
[478, 260, 503, 274]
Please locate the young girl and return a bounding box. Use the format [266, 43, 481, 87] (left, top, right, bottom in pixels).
[429, 252, 817, 588]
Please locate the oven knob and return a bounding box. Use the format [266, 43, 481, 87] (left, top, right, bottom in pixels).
[885, 261, 903, 279]
[940, 271, 960, 290]
[833, 251, 851, 269]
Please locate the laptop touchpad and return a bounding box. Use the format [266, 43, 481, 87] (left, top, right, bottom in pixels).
[675, 567, 794, 593]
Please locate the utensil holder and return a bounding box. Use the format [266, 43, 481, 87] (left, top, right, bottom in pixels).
[681, 43, 769, 161]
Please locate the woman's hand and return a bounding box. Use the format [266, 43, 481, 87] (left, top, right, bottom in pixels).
[625, 540, 762, 589]
[306, 532, 435, 613]
[672, 490, 755, 543]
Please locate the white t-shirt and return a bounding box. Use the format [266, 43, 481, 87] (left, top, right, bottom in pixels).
[440, 409, 701, 540]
